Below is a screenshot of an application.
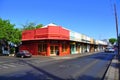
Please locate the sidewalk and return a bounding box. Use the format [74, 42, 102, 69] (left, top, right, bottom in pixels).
[104, 54, 119, 80]
[49, 52, 99, 59]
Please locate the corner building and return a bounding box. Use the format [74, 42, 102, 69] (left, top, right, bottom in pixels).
[20, 23, 107, 56]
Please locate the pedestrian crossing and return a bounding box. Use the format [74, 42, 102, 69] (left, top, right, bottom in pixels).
[0, 62, 27, 70]
[0, 59, 52, 70]
[0, 58, 60, 70]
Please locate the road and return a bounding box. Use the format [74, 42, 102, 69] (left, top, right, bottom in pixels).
[0, 52, 115, 80]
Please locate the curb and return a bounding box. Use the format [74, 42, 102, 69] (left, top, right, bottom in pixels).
[104, 55, 119, 80]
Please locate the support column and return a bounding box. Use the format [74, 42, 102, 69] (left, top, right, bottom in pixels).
[59, 43, 62, 56]
[47, 42, 50, 56]
[68, 43, 70, 55]
[34, 42, 38, 55]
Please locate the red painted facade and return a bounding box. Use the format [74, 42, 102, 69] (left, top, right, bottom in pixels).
[20, 25, 70, 56]
[22, 26, 69, 41]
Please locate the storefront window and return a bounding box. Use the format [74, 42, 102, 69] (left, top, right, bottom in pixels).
[76, 45, 80, 52]
[38, 44, 47, 52]
[62, 44, 67, 52]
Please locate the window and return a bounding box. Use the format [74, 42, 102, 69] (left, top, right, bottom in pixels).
[38, 44, 47, 52]
[76, 45, 80, 52]
[62, 43, 67, 52]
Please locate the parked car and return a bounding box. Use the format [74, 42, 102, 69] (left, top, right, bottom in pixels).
[104, 47, 115, 53]
[15, 50, 32, 58]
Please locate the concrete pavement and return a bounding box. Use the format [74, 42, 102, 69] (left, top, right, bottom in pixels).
[104, 54, 119, 80]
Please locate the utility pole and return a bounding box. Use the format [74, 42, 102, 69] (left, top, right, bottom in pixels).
[114, 3, 119, 54]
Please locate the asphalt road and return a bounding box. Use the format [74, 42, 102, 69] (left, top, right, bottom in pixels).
[0, 52, 115, 80]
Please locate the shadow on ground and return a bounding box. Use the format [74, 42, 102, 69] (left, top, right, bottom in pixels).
[76, 75, 101, 80]
[0, 59, 63, 80]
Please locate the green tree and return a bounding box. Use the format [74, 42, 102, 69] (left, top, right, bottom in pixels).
[36, 24, 43, 28]
[22, 22, 43, 30]
[0, 18, 21, 44]
[109, 38, 117, 45]
[22, 22, 36, 30]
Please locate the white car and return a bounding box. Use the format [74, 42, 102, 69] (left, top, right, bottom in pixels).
[104, 47, 115, 53]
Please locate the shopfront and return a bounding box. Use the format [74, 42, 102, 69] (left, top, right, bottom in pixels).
[70, 42, 76, 54]
[20, 23, 107, 56]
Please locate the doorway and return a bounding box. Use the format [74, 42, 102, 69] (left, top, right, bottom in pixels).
[50, 45, 59, 56]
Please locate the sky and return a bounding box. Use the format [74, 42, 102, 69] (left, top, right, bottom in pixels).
[0, 0, 120, 40]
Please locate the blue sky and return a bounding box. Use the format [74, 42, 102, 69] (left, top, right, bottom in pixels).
[0, 0, 120, 40]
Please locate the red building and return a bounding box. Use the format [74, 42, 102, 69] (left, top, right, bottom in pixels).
[20, 24, 70, 56]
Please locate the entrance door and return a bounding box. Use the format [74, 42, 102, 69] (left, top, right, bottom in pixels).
[70, 45, 75, 54]
[70, 45, 74, 54]
[50, 45, 59, 56]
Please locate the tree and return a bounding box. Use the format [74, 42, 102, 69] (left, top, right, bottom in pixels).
[22, 22, 43, 30]
[0, 18, 21, 44]
[36, 24, 43, 28]
[22, 22, 36, 30]
[109, 38, 117, 45]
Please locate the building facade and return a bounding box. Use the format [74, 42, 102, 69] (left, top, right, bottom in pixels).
[20, 23, 107, 56]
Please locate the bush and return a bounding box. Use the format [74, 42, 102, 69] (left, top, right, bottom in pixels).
[10, 48, 15, 54]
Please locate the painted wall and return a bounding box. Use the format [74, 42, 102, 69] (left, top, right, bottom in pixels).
[22, 30, 35, 41]
[48, 26, 69, 40]
[22, 26, 70, 41]
[70, 31, 82, 42]
[35, 28, 48, 39]
[70, 31, 75, 41]
[20, 41, 38, 55]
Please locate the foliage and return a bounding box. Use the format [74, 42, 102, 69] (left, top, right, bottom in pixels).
[109, 38, 117, 45]
[22, 22, 43, 30]
[0, 18, 21, 44]
[36, 24, 43, 28]
[10, 48, 15, 54]
[0, 18, 43, 44]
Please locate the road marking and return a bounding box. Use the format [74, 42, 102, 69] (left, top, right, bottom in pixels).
[0, 58, 61, 70]
[51, 57, 72, 60]
[2, 64, 16, 68]
[10, 62, 26, 67]
[9, 63, 15, 65]
[7, 64, 16, 67]
[0, 62, 26, 70]
[2, 66, 9, 69]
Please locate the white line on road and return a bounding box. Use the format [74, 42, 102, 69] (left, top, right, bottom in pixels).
[2, 66, 9, 69]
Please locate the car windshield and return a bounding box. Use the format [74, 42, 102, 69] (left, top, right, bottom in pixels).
[23, 50, 29, 53]
[20, 50, 29, 53]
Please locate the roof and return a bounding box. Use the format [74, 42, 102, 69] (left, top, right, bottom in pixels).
[43, 23, 58, 27]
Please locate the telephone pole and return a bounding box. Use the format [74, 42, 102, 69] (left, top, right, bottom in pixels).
[114, 3, 119, 54]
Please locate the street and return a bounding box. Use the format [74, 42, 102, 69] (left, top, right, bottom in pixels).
[0, 52, 115, 80]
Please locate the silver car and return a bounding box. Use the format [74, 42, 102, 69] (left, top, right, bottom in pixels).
[104, 47, 114, 53]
